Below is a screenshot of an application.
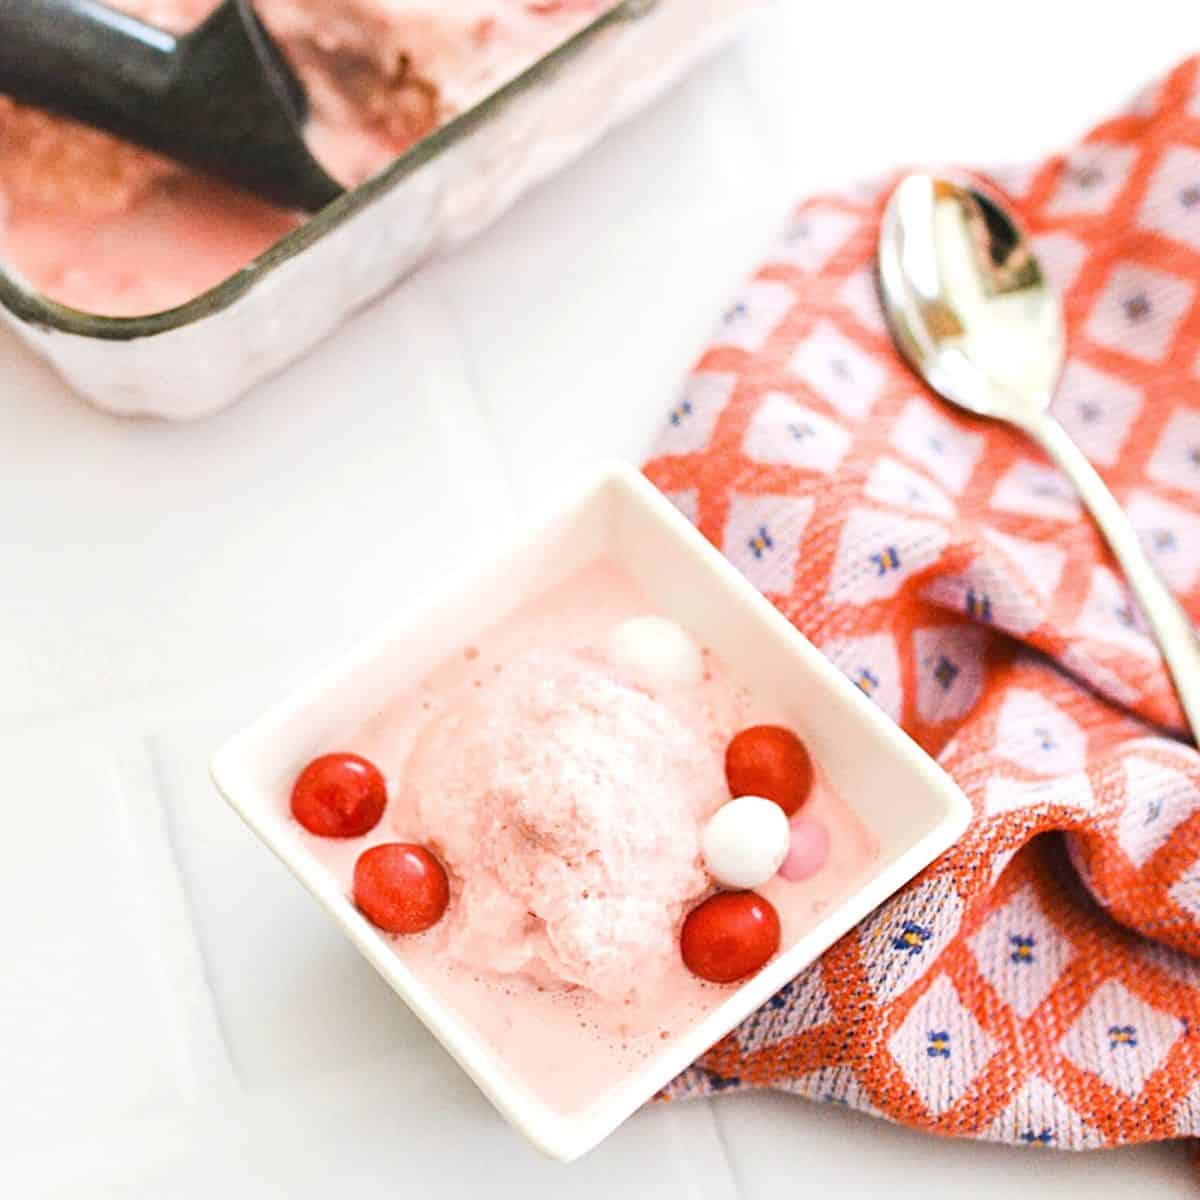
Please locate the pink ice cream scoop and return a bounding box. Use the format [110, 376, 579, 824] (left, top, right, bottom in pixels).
[401, 651, 726, 1004]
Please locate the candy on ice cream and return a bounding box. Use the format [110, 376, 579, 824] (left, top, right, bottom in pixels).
[700, 795, 790, 890]
[606, 615, 705, 688]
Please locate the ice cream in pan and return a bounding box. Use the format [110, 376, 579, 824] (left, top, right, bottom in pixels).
[0, 1, 615, 316]
[290, 557, 878, 1114]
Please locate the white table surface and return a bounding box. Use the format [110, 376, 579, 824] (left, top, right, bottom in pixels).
[4, 4, 1198, 1196]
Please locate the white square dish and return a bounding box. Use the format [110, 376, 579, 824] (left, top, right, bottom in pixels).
[211, 460, 970, 1161]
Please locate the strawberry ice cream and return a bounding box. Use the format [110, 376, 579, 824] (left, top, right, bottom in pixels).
[0, 0, 612, 315]
[402, 650, 725, 1004]
[296, 558, 879, 1114]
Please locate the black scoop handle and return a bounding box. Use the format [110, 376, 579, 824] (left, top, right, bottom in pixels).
[0, 0, 343, 211]
[0, 0, 182, 118]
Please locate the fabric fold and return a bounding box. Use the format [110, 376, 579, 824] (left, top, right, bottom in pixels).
[651, 56, 1200, 1152]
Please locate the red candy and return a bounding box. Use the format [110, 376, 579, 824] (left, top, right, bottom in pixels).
[290, 752, 388, 838]
[725, 725, 813, 817]
[353, 843, 450, 935]
[680, 891, 781, 983]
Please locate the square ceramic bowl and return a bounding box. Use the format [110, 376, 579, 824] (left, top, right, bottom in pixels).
[211, 460, 970, 1161]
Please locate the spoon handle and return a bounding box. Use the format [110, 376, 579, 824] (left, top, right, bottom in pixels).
[1030, 413, 1200, 739]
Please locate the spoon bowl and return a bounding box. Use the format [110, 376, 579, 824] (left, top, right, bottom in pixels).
[879, 173, 1063, 429]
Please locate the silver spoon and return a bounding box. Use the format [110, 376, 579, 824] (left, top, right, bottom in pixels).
[878, 171, 1200, 739]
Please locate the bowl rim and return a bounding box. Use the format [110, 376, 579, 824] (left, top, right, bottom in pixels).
[210, 459, 972, 1161]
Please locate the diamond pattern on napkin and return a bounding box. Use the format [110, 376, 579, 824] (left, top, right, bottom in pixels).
[1031, 232, 1090, 294]
[857, 874, 965, 1004]
[983, 1075, 1103, 1149]
[969, 885, 1074, 1019]
[652, 57, 1200, 1153]
[789, 320, 886, 420]
[658, 372, 735, 456]
[1146, 407, 1200, 496]
[838, 268, 889, 334]
[818, 633, 903, 723]
[737, 962, 833, 1051]
[722, 493, 813, 594]
[1126, 490, 1200, 592]
[1086, 262, 1196, 363]
[1058, 981, 1184, 1098]
[717, 280, 795, 352]
[777, 206, 860, 273]
[982, 529, 1066, 600]
[827, 509, 949, 605]
[1074, 566, 1158, 658]
[922, 561, 1043, 636]
[990, 460, 1082, 521]
[912, 625, 987, 725]
[992, 690, 1087, 775]
[1046, 142, 1138, 216]
[1051, 359, 1143, 468]
[743, 392, 852, 474]
[891, 397, 986, 495]
[1115, 756, 1200, 867]
[888, 976, 998, 1117]
[864, 457, 956, 518]
[1138, 145, 1200, 251]
[984, 773, 1095, 818]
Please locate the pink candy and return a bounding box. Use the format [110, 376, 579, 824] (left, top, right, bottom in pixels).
[779, 816, 830, 882]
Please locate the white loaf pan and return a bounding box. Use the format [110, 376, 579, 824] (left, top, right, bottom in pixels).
[0, 0, 757, 421]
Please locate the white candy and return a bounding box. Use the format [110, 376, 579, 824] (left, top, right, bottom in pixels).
[700, 796, 790, 890]
[607, 616, 704, 687]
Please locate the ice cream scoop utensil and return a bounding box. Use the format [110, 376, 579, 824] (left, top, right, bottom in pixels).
[0, 0, 343, 211]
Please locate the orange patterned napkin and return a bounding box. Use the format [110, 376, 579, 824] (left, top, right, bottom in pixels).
[650, 57, 1200, 1151]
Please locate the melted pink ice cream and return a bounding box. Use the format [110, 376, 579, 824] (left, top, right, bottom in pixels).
[0, 0, 611, 315]
[300, 559, 880, 1114]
